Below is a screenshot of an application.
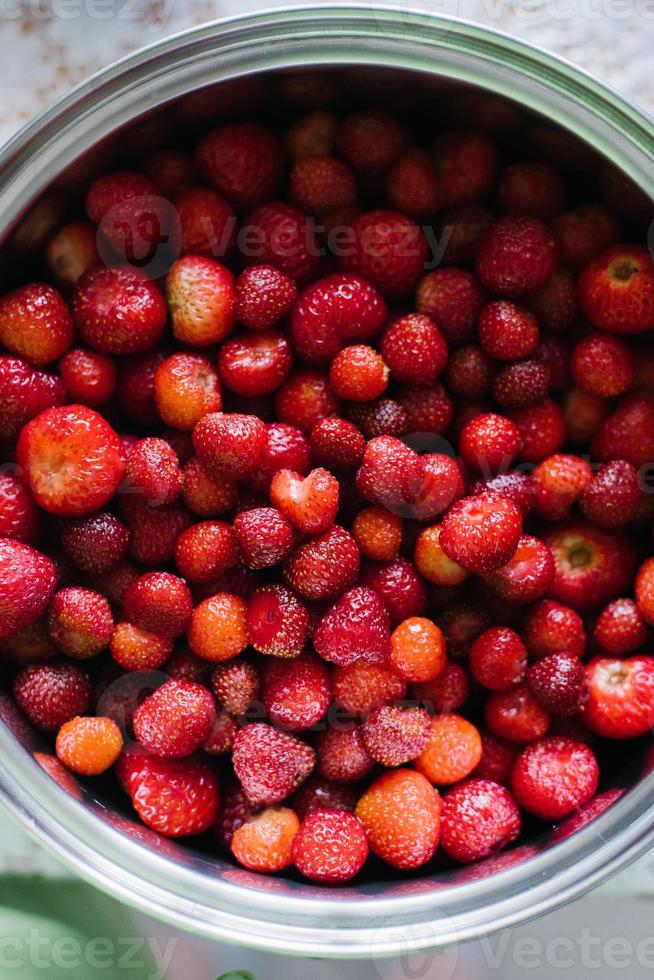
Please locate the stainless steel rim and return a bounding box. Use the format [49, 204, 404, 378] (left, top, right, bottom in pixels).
[0, 5, 653, 957]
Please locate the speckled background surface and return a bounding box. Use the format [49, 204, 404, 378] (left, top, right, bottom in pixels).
[1, 0, 652, 146]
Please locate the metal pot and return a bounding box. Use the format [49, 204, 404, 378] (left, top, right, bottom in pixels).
[0, 6, 653, 959]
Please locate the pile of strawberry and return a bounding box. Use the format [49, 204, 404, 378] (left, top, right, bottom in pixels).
[1, 92, 654, 885]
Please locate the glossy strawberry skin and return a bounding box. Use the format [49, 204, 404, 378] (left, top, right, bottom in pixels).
[133, 680, 216, 758]
[117, 750, 219, 837]
[0, 540, 58, 640]
[73, 265, 167, 355]
[313, 586, 391, 667]
[290, 273, 387, 366]
[232, 723, 315, 805]
[13, 662, 91, 731]
[17, 405, 126, 518]
[283, 525, 360, 602]
[584, 656, 654, 738]
[0, 282, 73, 366]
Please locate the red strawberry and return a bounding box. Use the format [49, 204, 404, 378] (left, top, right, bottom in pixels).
[579, 459, 643, 529]
[133, 679, 216, 757]
[417, 268, 487, 347]
[316, 724, 374, 783]
[270, 467, 339, 535]
[292, 808, 368, 883]
[261, 652, 331, 731]
[176, 186, 236, 258]
[440, 779, 521, 863]
[469, 627, 527, 691]
[243, 200, 320, 284]
[17, 405, 126, 517]
[61, 511, 130, 577]
[361, 557, 426, 627]
[310, 416, 366, 472]
[85, 169, 169, 263]
[332, 661, 407, 716]
[338, 110, 407, 173]
[338, 209, 428, 300]
[594, 598, 647, 656]
[73, 265, 167, 355]
[511, 736, 599, 820]
[440, 493, 522, 575]
[584, 656, 654, 738]
[579, 245, 654, 334]
[483, 534, 555, 605]
[195, 122, 284, 211]
[123, 572, 192, 639]
[212, 659, 260, 716]
[476, 215, 558, 297]
[275, 368, 341, 432]
[527, 652, 589, 717]
[233, 507, 294, 570]
[290, 155, 357, 214]
[235, 265, 297, 331]
[59, 348, 117, 409]
[386, 148, 441, 218]
[348, 396, 408, 439]
[117, 749, 219, 837]
[356, 436, 424, 515]
[592, 394, 654, 469]
[125, 437, 182, 505]
[120, 496, 192, 567]
[47, 586, 113, 659]
[543, 521, 635, 612]
[246, 584, 310, 658]
[0, 282, 73, 366]
[499, 161, 565, 219]
[290, 273, 387, 366]
[283, 525, 360, 602]
[13, 662, 90, 731]
[381, 313, 448, 385]
[193, 412, 267, 479]
[0, 470, 40, 543]
[459, 412, 522, 474]
[145, 149, 196, 197]
[432, 130, 497, 206]
[313, 586, 391, 666]
[361, 704, 431, 766]
[232, 722, 315, 804]
[0, 356, 65, 440]
[0, 540, 57, 639]
[218, 329, 292, 397]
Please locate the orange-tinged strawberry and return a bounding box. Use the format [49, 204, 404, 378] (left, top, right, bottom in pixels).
[166, 255, 236, 347]
[232, 806, 300, 873]
[56, 715, 122, 775]
[355, 769, 441, 870]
